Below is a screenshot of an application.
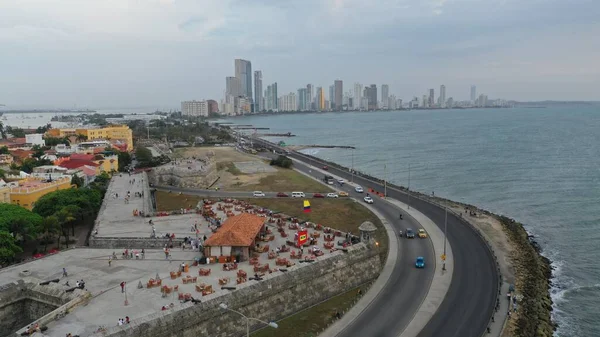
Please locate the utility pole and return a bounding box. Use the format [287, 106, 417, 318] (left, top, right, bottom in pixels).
[384, 164, 387, 198]
[443, 207, 447, 271]
[407, 163, 411, 209]
[351, 148, 355, 183]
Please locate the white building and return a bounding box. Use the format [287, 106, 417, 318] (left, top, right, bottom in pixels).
[439, 85, 446, 108]
[181, 100, 208, 117]
[279, 92, 297, 112]
[25, 134, 45, 146]
[354, 83, 362, 110]
[361, 96, 369, 110]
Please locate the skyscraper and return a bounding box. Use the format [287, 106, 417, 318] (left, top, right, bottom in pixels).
[225, 76, 241, 97]
[439, 85, 446, 108]
[316, 87, 325, 111]
[334, 80, 343, 111]
[297, 88, 307, 111]
[429, 89, 435, 107]
[368, 84, 378, 110]
[470, 85, 477, 102]
[329, 85, 334, 109]
[234, 59, 252, 100]
[306, 84, 314, 110]
[381, 84, 389, 109]
[265, 82, 278, 111]
[353, 83, 362, 110]
[254, 71, 263, 112]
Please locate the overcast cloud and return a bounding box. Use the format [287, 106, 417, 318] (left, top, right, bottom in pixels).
[1, 0, 598, 108]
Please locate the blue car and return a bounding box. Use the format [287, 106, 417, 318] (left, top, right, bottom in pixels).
[415, 256, 425, 268]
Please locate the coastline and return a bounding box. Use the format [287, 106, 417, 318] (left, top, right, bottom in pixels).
[289, 148, 555, 336]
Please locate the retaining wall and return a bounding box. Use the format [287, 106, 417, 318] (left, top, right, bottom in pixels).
[94, 244, 382, 337]
[89, 237, 184, 249]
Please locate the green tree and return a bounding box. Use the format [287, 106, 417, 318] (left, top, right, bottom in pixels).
[0, 203, 43, 240]
[76, 134, 88, 142]
[31, 145, 45, 159]
[117, 151, 132, 172]
[6, 127, 26, 138]
[38, 216, 60, 252]
[135, 147, 153, 167]
[90, 172, 110, 192]
[33, 188, 102, 218]
[44, 137, 70, 146]
[270, 155, 293, 169]
[0, 231, 23, 263]
[0, 121, 6, 139]
[55, 207, 75, 249]
[71, 175, 84, 187]
[0, 146, 9, 154]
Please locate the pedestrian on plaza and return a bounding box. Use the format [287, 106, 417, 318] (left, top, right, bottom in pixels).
[108, 256, 112, 266]
[120, 281, 126, 293]
[62, 267, 68, 277]
[141, 249, 145, 259]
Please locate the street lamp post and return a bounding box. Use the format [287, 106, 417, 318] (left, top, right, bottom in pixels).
[351, 148, 355, 183]
[407, 163, 411, 209]
[219, 303, 278, 337]
[443, 207, 448, 271]
[384, 164, 387, 198]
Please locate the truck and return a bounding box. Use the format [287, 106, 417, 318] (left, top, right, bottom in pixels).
[323, 175, 335, 185]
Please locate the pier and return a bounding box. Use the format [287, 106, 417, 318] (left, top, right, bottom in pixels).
[291, 145, 356, 150]
[257, 132, 296, 137]
[233, 127, 270, 130]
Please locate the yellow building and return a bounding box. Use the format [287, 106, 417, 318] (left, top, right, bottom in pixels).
[47, 125, 133, 151]
[0, 185, 10, 204]
[9, 177, 73, 210]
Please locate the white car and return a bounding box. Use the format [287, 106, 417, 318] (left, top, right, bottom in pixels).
[252, 191, 265, 197]
[355, 186, 364, 193]
[326, 193, 339, 198]
[364, 196, 374, 204]
[337, 178, 345, 184]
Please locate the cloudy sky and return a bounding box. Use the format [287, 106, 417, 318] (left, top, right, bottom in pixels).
[1, 0, 598, 109]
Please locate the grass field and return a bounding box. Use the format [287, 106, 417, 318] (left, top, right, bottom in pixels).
[251, 285, 369, 337]
[234, 168, 332, 193]
[155, 191, 204, 211]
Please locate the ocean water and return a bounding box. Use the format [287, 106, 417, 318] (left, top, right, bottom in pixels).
[229, 106, 600, 337]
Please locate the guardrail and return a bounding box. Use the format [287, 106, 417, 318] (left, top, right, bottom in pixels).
[252, 137, 503, 336]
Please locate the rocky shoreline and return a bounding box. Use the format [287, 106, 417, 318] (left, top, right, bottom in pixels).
[295, 151, 555, 337]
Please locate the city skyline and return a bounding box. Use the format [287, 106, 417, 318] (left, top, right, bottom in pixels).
[1, 0, 599, 108]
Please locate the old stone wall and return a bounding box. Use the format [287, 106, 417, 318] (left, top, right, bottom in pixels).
[148, 154, 218, 189]
[94, 244, 382, 337]
[0, 281, 29, 336]
[89, 237, 184, 249]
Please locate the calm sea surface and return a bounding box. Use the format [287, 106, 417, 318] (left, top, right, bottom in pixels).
[229, 106, 600, 337]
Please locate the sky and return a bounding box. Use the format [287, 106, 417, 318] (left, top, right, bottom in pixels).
[0, 0, 599, 109]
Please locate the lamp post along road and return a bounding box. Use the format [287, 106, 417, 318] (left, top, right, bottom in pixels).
[407, 163, 411, 209]
[219, 303, 278, 337]
[443, 207, 448, 271]
[384, 164, 387, 198]
[351, 148, 355, 183]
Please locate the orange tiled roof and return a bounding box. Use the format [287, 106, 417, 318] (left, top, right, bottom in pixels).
[204, 213, 265, 247]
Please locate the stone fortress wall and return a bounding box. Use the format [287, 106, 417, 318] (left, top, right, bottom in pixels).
[0, 278, 88, 337]
[148, 151, 218, 189]
[94, 244, 382, 337]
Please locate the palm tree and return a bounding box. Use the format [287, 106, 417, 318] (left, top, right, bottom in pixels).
[39, 216, 60, 252]
[55, 208, 75, 249]
[0, 121, 6, 139]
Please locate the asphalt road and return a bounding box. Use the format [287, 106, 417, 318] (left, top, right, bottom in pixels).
[249, 139, 499, 337]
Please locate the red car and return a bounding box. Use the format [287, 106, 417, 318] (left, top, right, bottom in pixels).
[322, 166, 328, 170]
[277, 192, 289, 197]
[313, 193, 325, 198]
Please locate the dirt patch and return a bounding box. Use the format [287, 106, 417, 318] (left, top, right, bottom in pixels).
[174, 147, 255, 162]
[155, 191, 204, 211]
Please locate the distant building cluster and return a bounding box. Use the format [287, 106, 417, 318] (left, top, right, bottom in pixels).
[181, 58, 511, 116]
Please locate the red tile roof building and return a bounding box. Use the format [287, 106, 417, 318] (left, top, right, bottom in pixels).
[204, 213, 266, 261]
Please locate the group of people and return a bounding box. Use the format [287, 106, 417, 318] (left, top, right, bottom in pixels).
[117, 316, 130, 325]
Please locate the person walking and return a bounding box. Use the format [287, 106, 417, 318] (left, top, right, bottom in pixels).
[108, 256, 112, 266]
[62, 267, 68, 278]
[120, 281, 126, 293]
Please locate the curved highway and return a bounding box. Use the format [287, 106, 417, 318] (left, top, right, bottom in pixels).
[248, 139, 499, 337]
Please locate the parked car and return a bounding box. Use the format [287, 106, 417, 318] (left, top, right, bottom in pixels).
[252, 191, 265, 197]
[364, 196, 374, 204]
[313, 193, 325, 198]
[415, 256, 425, 268]
[326, 193, 339, 198]
[406, 228, 415, 238]
[276, 192, 289, 197]
[339, 191, 349, 197]
[355, 186, 364, 193]
[418, 229, 428, 238]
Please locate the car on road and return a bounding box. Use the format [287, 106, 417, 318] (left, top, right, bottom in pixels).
[313, 193, 325, 198]
[339, 191, 349, 197]
[322, 166, 329, 170]
[276, 192, 289, 197]
[355, 186, 364, 193]
[415, 256, 425, 268]
[252, 191, 265, 197]
[406, 228, 415, 238]
[418, 229, 428, 238]
[364, 196, 374, 204]
[337, 178, 345, 184]
[326, 193, 339, 198]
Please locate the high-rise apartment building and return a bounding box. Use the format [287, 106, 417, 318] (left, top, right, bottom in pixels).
[306, 84, 314, 110]
[367, 84, 378, 110]
[334, 80, 343, 111]
[181, 100, 209, 117]
[226, 76, 241, 97]
[280, 92, 297, 112]
[381, 84, 389, 109]
[354, 83, 362, 110]
[254, 71, 263, 112]
[316, 87, 325, 111]
[234, 59, 252, 100]
[439, 85, 446, 108]
[329, 85, 334, 109]
[265, 82, 278, 111]
[207, 100, 219, 114]
[297, 88, 307, 111]
[471, 85, 477, 102]
[429, 89, 435, 107]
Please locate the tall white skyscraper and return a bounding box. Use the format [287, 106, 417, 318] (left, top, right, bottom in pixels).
[254, 71, 263, 112]
[381, 84, 389, 109]
[235, 59, 252, 100]
[329, 85, 334, 109]
[306, 84, 314, 110]
[225, 76, 241, 97]
[470, 85, 477, 102]
[439, 85, 446, 108]
[353, 83, 362, 110]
